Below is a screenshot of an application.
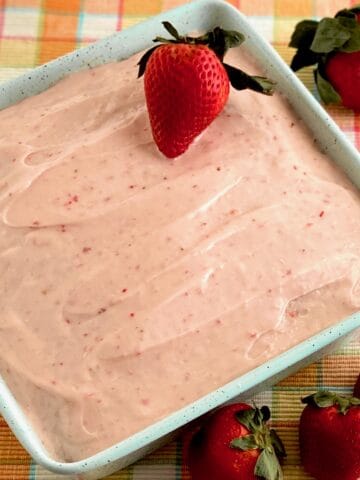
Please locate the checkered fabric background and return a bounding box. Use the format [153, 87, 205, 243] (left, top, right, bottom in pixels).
[0, 0, 359, 478]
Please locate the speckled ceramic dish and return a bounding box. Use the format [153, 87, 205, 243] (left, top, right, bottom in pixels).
[0, 1, 359, 478]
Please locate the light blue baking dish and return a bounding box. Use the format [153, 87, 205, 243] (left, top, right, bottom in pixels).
[0, 0, 359, 478]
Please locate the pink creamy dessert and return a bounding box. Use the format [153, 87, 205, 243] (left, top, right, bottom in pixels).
[0, 48, 359, 462]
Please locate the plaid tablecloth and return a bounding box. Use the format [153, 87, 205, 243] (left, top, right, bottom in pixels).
[0, 0, 359, 478]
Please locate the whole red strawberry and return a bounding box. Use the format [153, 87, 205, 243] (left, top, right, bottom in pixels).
[143, 44, 229, 159]
[354, 373, 360, 398]
[325, 50, 360, 110]
[138, 23, 275, 158]
[289, 6, 360, 110]
[299, 391, 360, 480]
[188, 403, 286, 480]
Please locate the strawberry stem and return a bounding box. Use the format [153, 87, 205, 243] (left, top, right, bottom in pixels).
[223, 63, 275, 95]
[137, 46, 159, 78]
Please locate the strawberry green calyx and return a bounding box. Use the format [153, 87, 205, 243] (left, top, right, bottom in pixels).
[138, 21, 275, 96]
[302, 391, 360, 415]
[289, 5, 360, 104]
[231, 406, 286, 480]
[153, 21, 244, 61]
[354, 374, 360, 398]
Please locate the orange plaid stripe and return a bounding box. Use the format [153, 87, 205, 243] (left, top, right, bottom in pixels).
[38, 0, 79, 63]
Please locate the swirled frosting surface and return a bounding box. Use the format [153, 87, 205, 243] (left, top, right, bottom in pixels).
[0, 50, 359, 461]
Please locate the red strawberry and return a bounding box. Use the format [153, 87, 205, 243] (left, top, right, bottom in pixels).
[143, 44, 229, 158]
[138, 23, 275, 158]
[354, 373, 360, 398]
[299, 391, 360, 480]
[188, 403, 286, 480]
[289, 6, 360, 110]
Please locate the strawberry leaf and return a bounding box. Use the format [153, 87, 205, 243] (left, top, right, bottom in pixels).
[339, 25, 360, 52]
[354, 374, 360, 398]
[162, 21, 182, 41]
[223, 63, 275, 95]
[289, 20, 321, 72]
[336, 6, 360, 18]
[289, 20, 319, 49]
[207, 27, 245, 60]
[255, 449, 283, 480]
[310, 18, 352, 53]
[261, 405, 271, 422]
[337, 396, 351, 414]
[137, 46, 161, 78]
[250, 76, 276, 95]
[222, 29, 245, 49]
[336, 14, 358, 30]
[153, 36, 177, 44]
[314, 68, 342, 105]
[235, 408, 257, 432]
[270, 429, 287, 459]
[290, 48, 321, 71]
[230, 434, 258, 451]
[253, 405, 265, 428]
[210, 27, 245, 49]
